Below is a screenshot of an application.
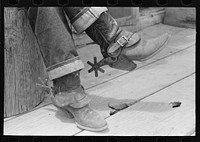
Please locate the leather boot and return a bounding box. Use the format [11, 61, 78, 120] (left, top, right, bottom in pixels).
[85, 11, 171, 62]
[51, 71, 108, 131]
[63, 7, 170, 71]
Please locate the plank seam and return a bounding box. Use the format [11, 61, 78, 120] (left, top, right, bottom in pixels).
[104, 73, 195, 119]
[85, 44, 195, 90]
[74, 73, 195, 136]
[4, 44, 195, 122]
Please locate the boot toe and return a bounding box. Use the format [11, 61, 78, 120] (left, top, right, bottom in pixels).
[136, 33, 171, 61]
[74, 107, 108, 131]
[156, 33, 171, 46]
[137, 33, 170, 61]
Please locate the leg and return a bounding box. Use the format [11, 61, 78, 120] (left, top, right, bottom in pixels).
[63, 7, 170, 71]
[28, 7, 107, 131]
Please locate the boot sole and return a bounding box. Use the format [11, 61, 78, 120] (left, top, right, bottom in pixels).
[53, 104, 74, 119]
[75, 122, 108, 132]
[136, 34, 171, 62]
[54, 104, 108, 132]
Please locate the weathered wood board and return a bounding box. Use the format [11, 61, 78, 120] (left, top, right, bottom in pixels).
[140, 7, 164, 16]
[79, 25, 196, 89]
[4, 44, 195, 136]
[9, 24, 192, 117]
[3, 104, 81, 135]
[164, 8, 196, 29]
[78, 74, 195, 136]
[4, 24, 195, 122]
[80, 46, 195, 119]
[4, 7, 47, 117]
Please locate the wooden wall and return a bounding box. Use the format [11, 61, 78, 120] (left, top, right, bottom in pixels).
[4, 8, 47, 117]
[164, 8, 196, 29]
[108, 7, 133, 19]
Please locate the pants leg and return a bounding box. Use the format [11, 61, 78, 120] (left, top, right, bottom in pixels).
[27, 8, 108, 131]
[28, 7, 84, 80]
[27, 7, 91, 108]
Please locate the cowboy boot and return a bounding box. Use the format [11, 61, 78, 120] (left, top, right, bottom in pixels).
[63, 7, 170, 71]
[51, 71, 108, 131]
[85, 11, 171, 62]
[31, 7, 107, 131]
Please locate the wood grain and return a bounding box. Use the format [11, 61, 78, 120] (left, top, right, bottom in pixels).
[79, 25, 195, 89]
[77, 74, 195, 136]
[4, 45, 195, 136]
[81, 46, 195, 120]
[164, 8, 196, 29]
[4, 105, 81, 135]
[4, 8, 47, 117]
[4, 24, 195, 136]
[9, 24, 194, 119]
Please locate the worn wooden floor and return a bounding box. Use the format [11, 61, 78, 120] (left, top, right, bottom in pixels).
[4, 24, 196, 136]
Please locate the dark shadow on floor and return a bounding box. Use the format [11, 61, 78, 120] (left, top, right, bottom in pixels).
[44, 107, 75, 124]
[43, 93, 175, 130]
[87, 94, 173, 113]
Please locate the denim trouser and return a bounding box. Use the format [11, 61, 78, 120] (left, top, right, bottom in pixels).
[28, 7, 85, 81]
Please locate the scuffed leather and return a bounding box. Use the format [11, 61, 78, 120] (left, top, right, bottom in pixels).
[51, 86, 91, 108]
[85, 12, 140, 58]
[85, 11, 170, 63]
[109, 55, 137, 71]
[53, 71, 81, 93]
[85, 11, 139, 71]
[121, 33, 170, 61]
[85, 12, 121, 57]
[52, 71, 91, 108]
[63, 7, 86, 22]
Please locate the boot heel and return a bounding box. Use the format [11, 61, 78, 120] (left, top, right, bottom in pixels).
[59, 107, 74, 119]
[51, 95, 74, 119]
[109, 55, 137, 71]
[52, 103, 74, 119]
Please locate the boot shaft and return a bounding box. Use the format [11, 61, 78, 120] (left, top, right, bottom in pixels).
[85, 12, 122, 57]
[53, 71, 81, 93]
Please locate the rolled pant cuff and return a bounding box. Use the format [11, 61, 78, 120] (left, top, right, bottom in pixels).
[72, 7, 108, 34]
[47, 56, 84, 80]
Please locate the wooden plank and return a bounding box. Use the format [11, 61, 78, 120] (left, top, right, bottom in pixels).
[4, 97, 52, 122]
[77, 74, 195, 136]
[79, 25, 196, 89]
[140, 7, 164, 16]
[108, 7, 133, 19]
[6, 24, 184, 120]
[27, 24, 189, 111]
[113, 7, 140, 27]
[18, 25, 195, 116]
[164, 8, 196, 29]
[4, 12, 171, 119]
[4, 105, 81, 135]
[4, 7, 47, 117]
[140, 24, 196, 38]
[80, 46, 195, 120]
[11, 25, 196, 115]
[131, 7, 140, 19]
[4, 44, 195, 136]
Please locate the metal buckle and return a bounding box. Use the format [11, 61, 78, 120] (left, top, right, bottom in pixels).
[117, 35, 129, 47]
